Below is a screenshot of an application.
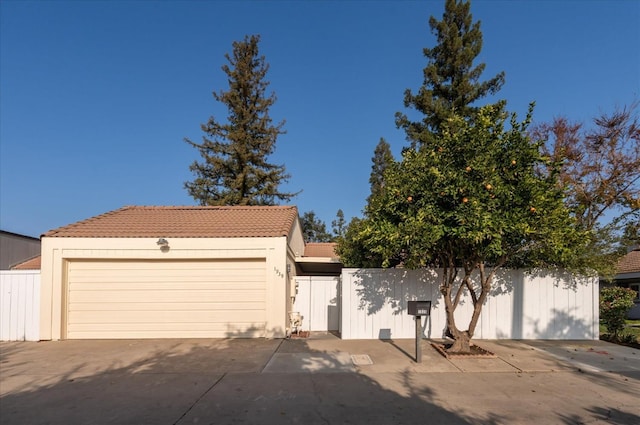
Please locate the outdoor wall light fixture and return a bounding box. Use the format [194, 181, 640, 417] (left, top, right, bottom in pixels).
[156, 238, 169, 247]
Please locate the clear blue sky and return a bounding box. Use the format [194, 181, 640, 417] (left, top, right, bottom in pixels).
[1, 0, 638, 237]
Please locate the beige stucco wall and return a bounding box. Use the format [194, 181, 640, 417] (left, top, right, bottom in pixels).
[285, 216, 305, 323]
[40, 236, 294, 340]
[287, 216, 305, 258]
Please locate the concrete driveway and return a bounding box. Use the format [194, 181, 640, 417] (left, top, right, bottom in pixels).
[1, 336, 638, 424]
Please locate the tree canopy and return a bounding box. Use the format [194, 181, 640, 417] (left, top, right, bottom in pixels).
[301, 211, 332, 243]
[352, 104, 586, 352]
[530, 103, 640, 276]
[395, 0, 505, 149]
[331, 209, 347, 239]
[184, 35, 298, 206]
[368, 138, 394, 202]
[337, 138, 394, 267]
[337, 0, 588, 353]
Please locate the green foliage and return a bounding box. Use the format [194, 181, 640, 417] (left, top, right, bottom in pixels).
[184, 35, 298, 206]
[362, 103, 585, 271]
[395, 0, 505, 148]
[301, 211, 332, 243]
[345, 103, 589, 352]
[337, 0, 589, 352]
[336, 217, 385, 268]
[336, 139, 395, 266]
[368, 138, 395, 202]
[530, 103, 640, 277]
[331, 209, 346, 240]
[600, 286, 637, 340]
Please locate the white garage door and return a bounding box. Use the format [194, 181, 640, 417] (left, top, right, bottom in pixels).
[65, 259, 266, 339]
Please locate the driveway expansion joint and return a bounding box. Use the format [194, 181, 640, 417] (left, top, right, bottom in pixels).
[172, 372, 227, 425]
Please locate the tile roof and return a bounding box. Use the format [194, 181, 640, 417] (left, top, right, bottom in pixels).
[304, 242, 339, 258]
[43, 206, 299, 238]
[616, 248, 640, 274]
[11, 255, 41, 270]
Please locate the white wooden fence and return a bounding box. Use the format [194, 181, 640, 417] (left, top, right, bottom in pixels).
[0, 270, 40, 341]
[0, 267, 598, 342]
[341, 268, 599, 340]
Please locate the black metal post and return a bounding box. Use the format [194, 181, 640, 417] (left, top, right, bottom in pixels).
[415, 315, 422, 363]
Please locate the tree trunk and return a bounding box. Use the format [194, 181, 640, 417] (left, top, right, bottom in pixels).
[441, 267, 474, 354]
[441, 262, 499, 354]
[448, 330, 471, 353]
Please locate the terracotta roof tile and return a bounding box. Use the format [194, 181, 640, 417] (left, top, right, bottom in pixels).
[11, 255, 41, 270]
[617, 248, 640, 274]
[43, 206, 299, 238]
[304, 242, 338, 258]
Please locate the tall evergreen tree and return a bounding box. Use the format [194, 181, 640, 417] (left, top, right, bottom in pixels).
[368, 138, 394, 202]
[331, 209, 346, 239]
[185, 35, 297, 205]
[395, 0, 505, 148]
[335, 139, 394, 265]
[301, 211, 332, 243]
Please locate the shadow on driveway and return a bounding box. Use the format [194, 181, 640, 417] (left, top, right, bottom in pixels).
[1, 339, 491, 425]
[1, 338, 639, 424]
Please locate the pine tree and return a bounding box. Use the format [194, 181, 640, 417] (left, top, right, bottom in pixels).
[368, 138, 394, 202]
[395, 0, 505, 148]
[331, 209, 346, 239]
[185, 35, 297, 205]
[301, 211, 332, 243]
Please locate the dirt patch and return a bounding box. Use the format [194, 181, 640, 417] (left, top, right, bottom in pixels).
[431, 342, 496, 359]
[290, 331, 310, 339]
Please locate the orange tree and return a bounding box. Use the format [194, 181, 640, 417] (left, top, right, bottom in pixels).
[351, 103, 588, 353]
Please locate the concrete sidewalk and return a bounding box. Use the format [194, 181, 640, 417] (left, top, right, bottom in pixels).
[267, 333, 640, 375]
[1, 336, 639, 424]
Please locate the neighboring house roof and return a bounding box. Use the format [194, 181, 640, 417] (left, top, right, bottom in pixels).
[43, 205, 299, 238]
[0, 230, 39, 241]
[616, 248, 640, 275]
[297, 242, 342, 275]
[1, 229, 41, 270]
[304, 242, 339, 258]
[11, 255, 41, 270]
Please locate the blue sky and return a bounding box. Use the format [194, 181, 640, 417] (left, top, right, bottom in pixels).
[1, 0, 638, 237]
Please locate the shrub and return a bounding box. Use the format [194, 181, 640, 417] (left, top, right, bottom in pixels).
[600, 287, 637, 340]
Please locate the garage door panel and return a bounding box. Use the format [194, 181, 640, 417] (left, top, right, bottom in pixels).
[69, 289, 266, 303]
[67, 258, 264, 272]
[68, 275, 264, 285]
[69, 281, 266, 291]
[69, 309, 265, 324]
[69, 301, 265, 311]
[66, 259, 267, 339]
[68, 322, 266, 333]
[69, 270, 264, 282]
[67, 327, 265, 339]
[69, 268, 265, 278]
